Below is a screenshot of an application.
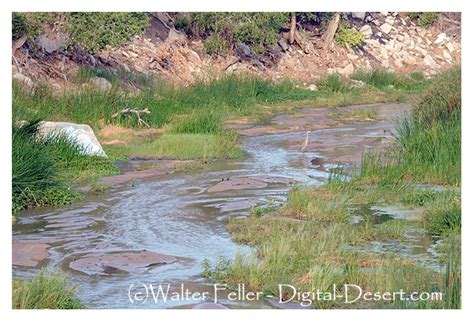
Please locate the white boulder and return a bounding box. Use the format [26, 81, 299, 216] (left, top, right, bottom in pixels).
[38, 121, 107, 157]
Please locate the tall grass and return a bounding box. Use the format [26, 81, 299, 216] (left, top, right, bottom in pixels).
[13, 74, 316, 130]
[12, 120, 118, 212]
[12, 270, 83, 309]
[360, 66, 461, 186]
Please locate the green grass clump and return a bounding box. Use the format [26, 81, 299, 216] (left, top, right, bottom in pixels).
[12, 270, 83, 309]
[12, 120, 118, 213]
[316, 73, 349, 93]
[128, 131, 242, 160]
[422, 192, 461, 237]
[359, 66, 461, 186]
[351, 69, 428, 91]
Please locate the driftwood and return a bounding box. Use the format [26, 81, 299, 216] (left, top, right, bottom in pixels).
[289, 13, 296, 44]
[323, 13, 340, 50]
[111, 108, 151, 128]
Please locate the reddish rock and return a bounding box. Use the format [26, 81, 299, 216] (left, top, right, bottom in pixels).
[207, 178, 267, 193]
[69, 250, 177, 275]
[12, 240, 50, 267]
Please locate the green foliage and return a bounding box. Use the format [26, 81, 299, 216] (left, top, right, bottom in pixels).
[12, 12, 149, 53]
[178, 13, 288, 55]
[335, 20, 365, 48]
[12, 270, 83, 309]
[12, 12, 54, 40]
[409, 12, 439, 28]
[168, 111, 222, 134]
[66, 12, 150, 54]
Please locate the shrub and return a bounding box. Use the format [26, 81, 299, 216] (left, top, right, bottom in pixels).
[12, 12, 55, 40]
[177, 13, 288, 55]
[12, 270, 83, 309]
[409, 12, 439, 28]
[335, 20, 365, 48]
[66, 12, 150, 54]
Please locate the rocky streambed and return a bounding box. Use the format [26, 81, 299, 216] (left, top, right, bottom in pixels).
[12, 103, 444, 308]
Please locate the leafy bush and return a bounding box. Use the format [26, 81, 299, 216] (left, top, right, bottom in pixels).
[66, 12, 150, 54]
[12, 12, 54, 40]
[12, 270, 83, 309]
[177, 13, 288, 55]
[409, 12, 439, 28]
[12, 12, 149, 53]
[335, 21, 365, 48]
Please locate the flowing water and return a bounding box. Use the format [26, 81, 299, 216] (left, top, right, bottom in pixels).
[12, 103, 444, 308]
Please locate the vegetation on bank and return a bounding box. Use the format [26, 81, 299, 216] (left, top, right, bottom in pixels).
[12, 120, 118, 213]
[13, 12, 150, 54]
[12, 270, 83, 309]
[202, 67, 461, 309]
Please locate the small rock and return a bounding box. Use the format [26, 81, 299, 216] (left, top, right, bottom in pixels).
[350, 79, 365, 88]
[382, 60, 390, 68]
[306, 84, 318, 91]
[380, 23, 393, 34]
[12, 73, 34, 89]
[337, 63, 354, 76]
[359, 25, 373, 37]
[92, 76, 112, 91]
[351, 12, 366, 20]
[443, 50, 452, 62]
[446, 42, 455, 53]
[423, 55, 439, 69]
[277, 37, 289, 51]
[385, 16, 396, 26]
[434, 33, 447, 45]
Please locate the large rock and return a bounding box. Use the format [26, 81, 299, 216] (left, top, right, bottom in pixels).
[69, 250, 177, 275]
[423, 55, 439, 69]
[351, 12, 366, 20]
[12, 73, 34, 89]
[12, 240, 50, 267]
[91, 76, 112, 91]
[380, 23, 393, 34]
[359, 25, 373, 37]
[38, 121, 107, 157]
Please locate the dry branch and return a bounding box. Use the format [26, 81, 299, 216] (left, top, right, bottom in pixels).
[111, 108, 151, 128]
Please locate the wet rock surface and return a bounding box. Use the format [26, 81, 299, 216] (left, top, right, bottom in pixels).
[69, 250, 177, 275]
[12, 240, 51, 267]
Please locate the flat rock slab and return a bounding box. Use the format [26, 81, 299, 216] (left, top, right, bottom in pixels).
[12, 240, 51, 267]
[69, 250, 177, 275]
[207, 178, 268, 193]
[193, 302, 228, 309]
